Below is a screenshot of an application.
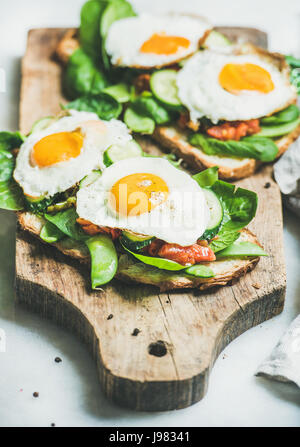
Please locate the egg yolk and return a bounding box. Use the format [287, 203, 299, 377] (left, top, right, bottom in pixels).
[140, 33, 190, 55]
[219, 63, 275, 94]
[31, 131, 84, 168]
[109, 173, 169, 217]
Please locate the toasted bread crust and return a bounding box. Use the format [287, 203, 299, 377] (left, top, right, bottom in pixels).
[17, 211, 261, 291]
[153, 122, 300, 181]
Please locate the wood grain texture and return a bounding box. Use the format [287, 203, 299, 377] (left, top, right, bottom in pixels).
[15, 28, 286, 411]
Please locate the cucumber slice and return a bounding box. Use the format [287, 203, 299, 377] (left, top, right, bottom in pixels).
[121, 230, 155, 251]
[150, 70, 181, 108]
[204, 31, 232, 50]
[257, 118, 300, 138]
[124, 107, 155, 134]
[103, 140, 143, 167]
[202, 188, 223, 240]
[79, 170, 102, 189]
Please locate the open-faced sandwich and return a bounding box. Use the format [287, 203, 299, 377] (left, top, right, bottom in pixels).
[0, 111, 266, 291]
[56, 0, 300, 181]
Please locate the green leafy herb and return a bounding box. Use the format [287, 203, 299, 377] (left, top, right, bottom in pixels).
[44, 208, 88, 241]
[0, 180, 25, 211]
[0, 150, 15, 182]
[65, 92, 122, 120]
[0, 131, 25, 151]
[216, 241, 268, 258]
[189, 133, 278, 162]
[63, 48, 108, 100]
[193, 166, 219, 188]
[209, 180, 258, 252]
[86, 234, 118, 288]
[25, 195, 58, 214]
[40, 222, 65, 243]
[121, 243, 187, 271]
[286, 55, 300, 94]
[133, 94, 172, 125]
[261, 105, 300, 125]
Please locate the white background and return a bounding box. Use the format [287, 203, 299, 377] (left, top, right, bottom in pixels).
[0, 0, 300, 427]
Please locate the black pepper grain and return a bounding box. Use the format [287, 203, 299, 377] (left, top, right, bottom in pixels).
[131, 328, 141, 337]
[264, 182, 271, 189]
[33, 392, 39, 398]
[55, 357, 62, 363]
[107, 314, 114, 320]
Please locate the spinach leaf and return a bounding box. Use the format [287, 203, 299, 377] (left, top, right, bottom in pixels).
[102, 83, 131, 103]
[124, 107, 155, 134]
[261, 104, 300, 125]
[0, 180, 25, 211]
[189, 133, 278, 162]
[63, 48, 108, 100]
[216, 241, 267, 258]
[121, 243, 187, 271]
[209, 180, 258, 252]
[0, 150, 15, 182]
[0, 131, 25, 151]
[193, 167, 219, 188]
[133, 94, 172, 125]
[65, 92, 122, 120]
[40, 222, 65, 244]
[80, 0, 109, 61]
[86, 234, 118, 288]
[45, 208, 88, 241]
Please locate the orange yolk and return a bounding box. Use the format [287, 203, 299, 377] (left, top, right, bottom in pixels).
[31, 131, 84, 167]
[140, 33, 190, 55]
[219, 63, 275, 94]
[109, 173, 169, 217]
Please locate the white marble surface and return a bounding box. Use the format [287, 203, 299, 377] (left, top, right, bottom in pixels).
[0, 0, 300, 427]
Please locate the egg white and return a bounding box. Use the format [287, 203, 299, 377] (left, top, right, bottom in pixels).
[177, 51, 297, 123]
[76, 157, 209, 246]
[105, 13, 211, 68]
[14, 110, 131, 198]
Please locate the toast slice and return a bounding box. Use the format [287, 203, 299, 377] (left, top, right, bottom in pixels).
[153, 122, 300, 181]
[17, 211, 261, 292]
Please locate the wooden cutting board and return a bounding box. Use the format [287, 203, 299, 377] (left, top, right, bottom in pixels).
[15, 27, 286, 411]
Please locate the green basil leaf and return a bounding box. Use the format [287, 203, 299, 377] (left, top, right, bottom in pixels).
[121, 243, 187, 271]
[65, 92, 122, 120]
[261, 105, 300, 125]
[185, 264, 215, 278]
[0, 131, 25, 151]
[286, 55, 300, 68]
[189, 133, 278, 162]
[216, 241, 268, 258]
[133, 94, 172, 125]
[45, 208, 88, 241]
[40, 222, 65, 243]
[86, 234, 118, 288]
[63, 48, 108, 100]
[193, 167, 219, 188]
[0, 180, 25, 211]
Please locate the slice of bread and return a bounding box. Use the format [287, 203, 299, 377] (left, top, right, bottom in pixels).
[153, 122, 300, 181]
[17, 211, 261, 292]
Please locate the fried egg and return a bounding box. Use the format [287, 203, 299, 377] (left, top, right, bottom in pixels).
[177, 51, 297, 123]
[105, 13, 211, 69]
[14, 110, 131, 198]
[76, 157, 209, 246]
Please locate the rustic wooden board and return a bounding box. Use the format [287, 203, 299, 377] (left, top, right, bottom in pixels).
[15, 28, 286, 411]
